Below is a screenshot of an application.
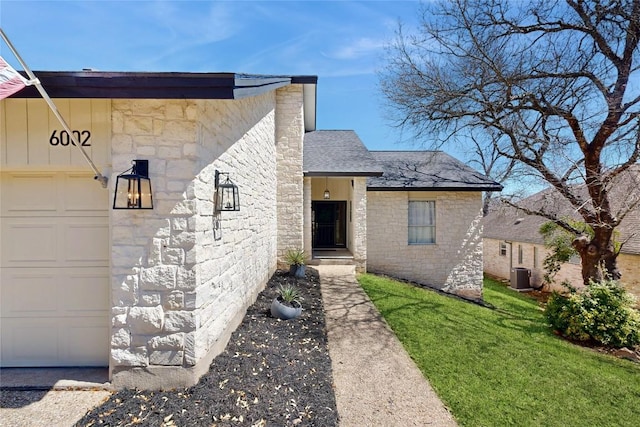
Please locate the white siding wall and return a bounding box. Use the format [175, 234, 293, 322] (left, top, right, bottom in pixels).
[1, 98, 111, 169]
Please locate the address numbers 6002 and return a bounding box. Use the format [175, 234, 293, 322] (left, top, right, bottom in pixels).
[49, 130, 91, 147]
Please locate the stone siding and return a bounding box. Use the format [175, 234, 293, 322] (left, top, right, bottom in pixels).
[483, 238, 640, 301]
[351, 177, 367, 272]
[367, 191, 484, 299]
[276, 85, 305, 265]
[110, 92, 281, 388]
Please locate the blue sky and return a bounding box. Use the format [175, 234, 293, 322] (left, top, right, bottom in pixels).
[0, 0, 425, 152]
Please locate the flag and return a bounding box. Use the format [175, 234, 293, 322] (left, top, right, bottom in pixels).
[0, 56, 30, 100]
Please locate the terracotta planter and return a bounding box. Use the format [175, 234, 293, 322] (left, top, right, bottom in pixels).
[271, 297, 302, 320]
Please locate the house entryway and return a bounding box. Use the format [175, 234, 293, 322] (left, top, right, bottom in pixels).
[312, 201, 346, 248]
[310, 201, 354, 266]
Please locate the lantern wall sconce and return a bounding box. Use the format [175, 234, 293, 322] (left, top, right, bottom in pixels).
[214, 170, 240, 212]
[113, 159, 154, 209]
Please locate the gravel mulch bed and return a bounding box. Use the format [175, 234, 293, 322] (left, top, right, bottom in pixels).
[76, 268, 338, 426]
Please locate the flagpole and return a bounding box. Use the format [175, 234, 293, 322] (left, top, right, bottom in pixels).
[0, 28, 108, 188]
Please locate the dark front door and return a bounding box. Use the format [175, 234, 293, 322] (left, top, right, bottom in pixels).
[312, 201, 347, 248]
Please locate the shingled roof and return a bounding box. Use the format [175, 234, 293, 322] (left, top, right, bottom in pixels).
[483, 165, 640, 255]
[303, 130, 383, 176]
[367, 151, 503, 191]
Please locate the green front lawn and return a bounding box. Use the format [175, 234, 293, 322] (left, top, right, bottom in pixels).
[357, 274, 640, 426]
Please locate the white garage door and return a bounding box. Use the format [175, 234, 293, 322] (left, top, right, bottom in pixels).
[0, 171, 109, 367]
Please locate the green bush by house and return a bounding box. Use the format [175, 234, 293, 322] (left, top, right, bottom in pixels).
[545, 278, 640, 348]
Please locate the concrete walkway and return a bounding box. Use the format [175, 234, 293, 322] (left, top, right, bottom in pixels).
[316, 265, 458, 426]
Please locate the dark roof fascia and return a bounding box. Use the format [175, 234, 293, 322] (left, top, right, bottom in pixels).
[291, 75, 318, 84]
[11, 71, 315, 100]
[367, 185, 503, 192]
[305, 171, 384, 177]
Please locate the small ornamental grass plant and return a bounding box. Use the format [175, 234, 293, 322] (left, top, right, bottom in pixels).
[545, 278, 640, 348]
[284, 248, 306, 266]
[277, 283, 303, 307]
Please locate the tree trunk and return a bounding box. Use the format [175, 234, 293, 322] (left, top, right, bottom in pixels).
[572, 227, 619, 286]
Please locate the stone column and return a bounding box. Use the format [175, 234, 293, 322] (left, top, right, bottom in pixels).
[352, 177, 368, 272]
[275, 85, 305, 266]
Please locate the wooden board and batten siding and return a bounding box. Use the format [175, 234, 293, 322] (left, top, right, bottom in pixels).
[0, 98, 111, 367]
[1, 98, 111, 168]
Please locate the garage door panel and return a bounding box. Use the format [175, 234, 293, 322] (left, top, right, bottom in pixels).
[1, 173, 58, 214]
[2, 219, 108, 268]
[1, 317, 108, 367]
[2, 221, 57, 265]
[1, 272, 59, 315]
[1, 318, 60, 366]
[1, 268, 109, 317]
[64, 174, 110, 212]
[65, 270, 110, 312]
[64, 321, 109, 365]
[63, 222, 109, 263]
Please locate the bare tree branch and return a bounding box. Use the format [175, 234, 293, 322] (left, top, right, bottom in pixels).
[379, 0, 640, 284]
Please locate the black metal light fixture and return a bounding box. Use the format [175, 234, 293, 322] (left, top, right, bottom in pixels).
[113, 160, 153, 209]
[323, 176, 330, 199]
[214, 170, 240, 212]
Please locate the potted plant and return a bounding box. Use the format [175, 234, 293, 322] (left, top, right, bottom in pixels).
[285, 248, 306, 278]
[271, 283, 303, 320]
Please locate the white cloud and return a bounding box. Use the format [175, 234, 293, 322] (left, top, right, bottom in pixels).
[326, 37, 386, 60]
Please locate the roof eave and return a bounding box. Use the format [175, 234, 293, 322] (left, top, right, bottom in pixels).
[305, 171, 384, 177]
[10, 71, 317, 100]
[367, 185, 503, 192]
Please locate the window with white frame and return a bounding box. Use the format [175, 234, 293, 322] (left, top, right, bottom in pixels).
[408, 201, 436, 244]
[499, 242, 507, 256]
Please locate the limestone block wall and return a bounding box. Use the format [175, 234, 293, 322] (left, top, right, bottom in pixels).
[351, 177, 368, 272]
[367, 191, 484, 299]
[109, 92, 279, 388]
[276, 85, 305, 265]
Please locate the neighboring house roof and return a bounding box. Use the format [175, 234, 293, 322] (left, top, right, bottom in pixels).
[9, 71, 319, 131]
[303, 130, 384, 177]
[367, 151, 503, 191]
[483, 165, 640, 255]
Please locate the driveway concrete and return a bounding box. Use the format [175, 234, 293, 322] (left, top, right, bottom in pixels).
[0, 368, 111, 427]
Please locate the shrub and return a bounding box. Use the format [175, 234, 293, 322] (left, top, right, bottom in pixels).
[544, 279, 640, 348]
[284, 248, 305, 266]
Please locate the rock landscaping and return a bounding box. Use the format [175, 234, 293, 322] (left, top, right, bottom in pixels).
[76, 268, 338, 426]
